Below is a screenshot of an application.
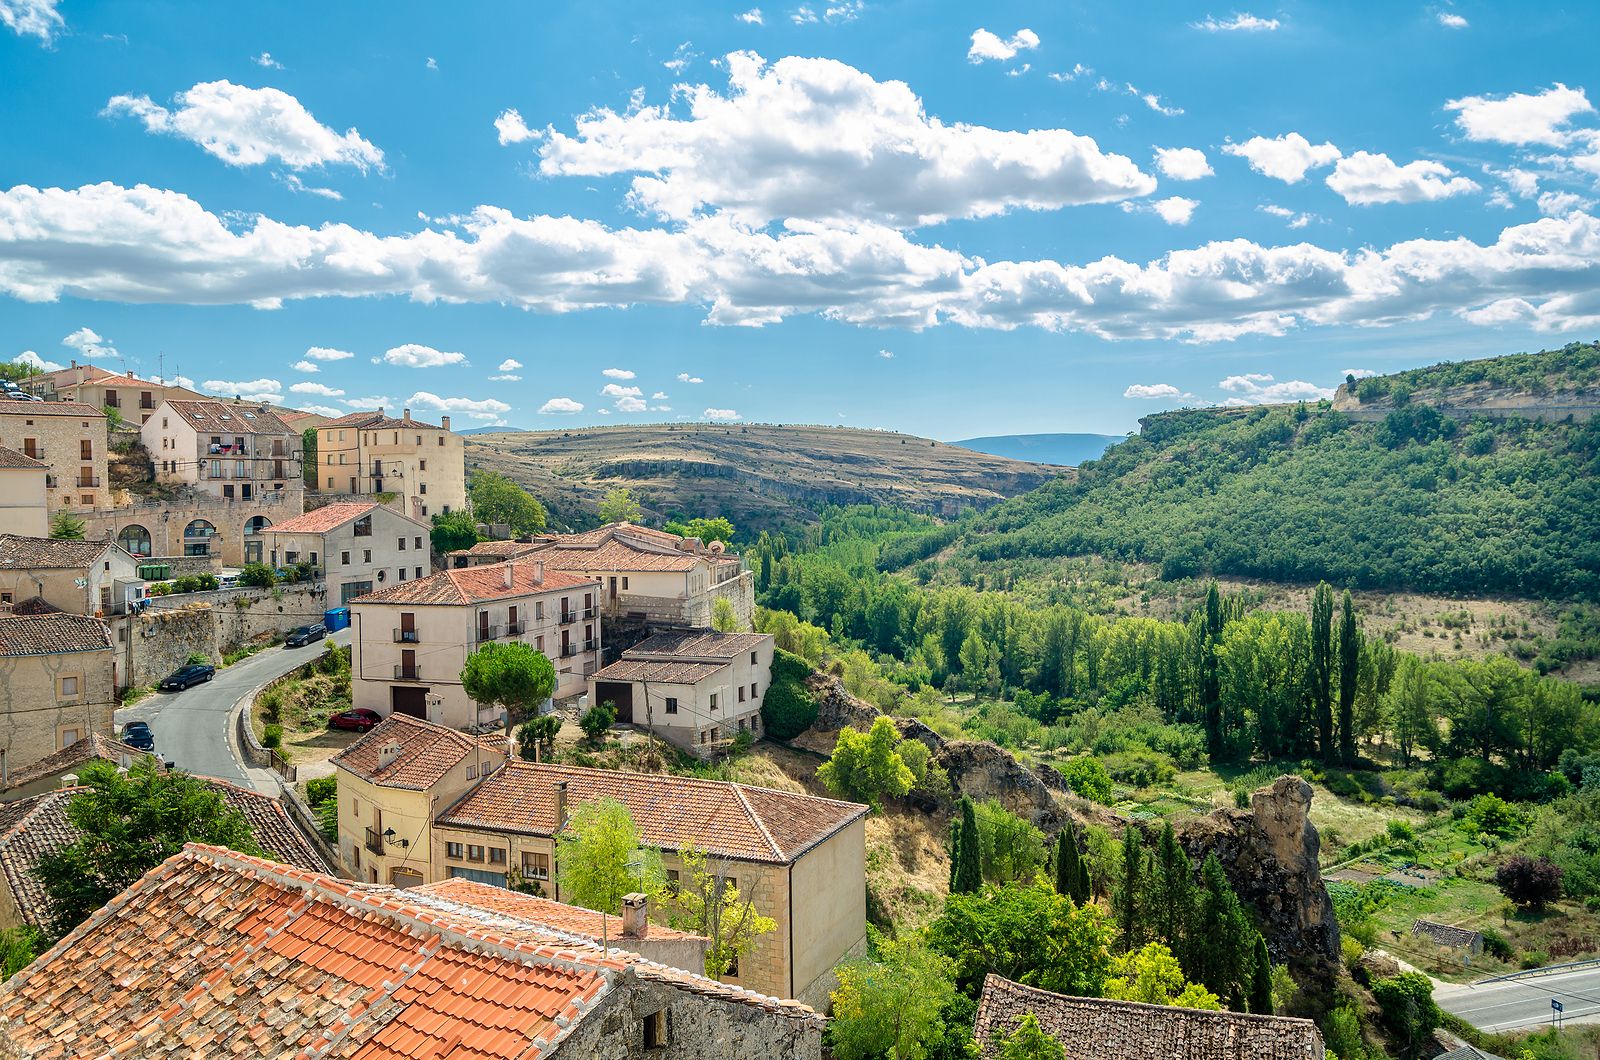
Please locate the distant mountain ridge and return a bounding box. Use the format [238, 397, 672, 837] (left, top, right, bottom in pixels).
[458, 426, 527, 435]
[952, 433, 1122, 467]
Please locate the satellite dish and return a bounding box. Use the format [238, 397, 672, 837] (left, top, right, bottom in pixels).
[74, 577, 88, 588]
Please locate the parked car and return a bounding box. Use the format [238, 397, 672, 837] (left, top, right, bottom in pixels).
[284, 623, 328, 648]
[121, 721, 155, 751]
[329, 708, 382, 733]
[160, 663, 215, 690]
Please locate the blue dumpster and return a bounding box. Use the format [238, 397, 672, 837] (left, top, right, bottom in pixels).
[323, 607, 350, 632]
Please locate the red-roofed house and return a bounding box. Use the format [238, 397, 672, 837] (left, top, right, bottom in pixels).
[315, 407, 466, 522]
[0, 613, 115, 785]
[141, 398, 303, 505]
[52, 371, 205, 425]
[258, 500, 432, 603]
[0, 447, 47, 537]
[0, 399, 109, 511]
[350, 561, 603, 728]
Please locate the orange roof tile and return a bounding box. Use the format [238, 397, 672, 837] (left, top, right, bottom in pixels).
[413, 877, 705, 945]
[0, 398, 105, 418]
[261, 500, 388, 534]
[0, 732, 158, 793]
[0, 613, 112, 656]
[437, 761, 866, 865]
[351, 562, 599, 606]
[332, 714, 506, 790]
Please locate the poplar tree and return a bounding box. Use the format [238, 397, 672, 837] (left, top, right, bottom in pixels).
[1337, 590, 1361, 763]
[1200, 583, 1224, 755]
[949, 796, 982, 895]
[1310, 582, 1335, 762]
[1248, 936, 1275, 1015]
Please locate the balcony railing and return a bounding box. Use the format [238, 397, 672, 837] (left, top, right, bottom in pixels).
[580, 606, 597, 620]
[393, 628, 421, 644]
[365, 827, 384, 856]
[476, 625, 499, 643]
[504, 620, 526, 637]
[394, 664, 422, 680]
[21, 447, 43, 459]
[560, 644, 577, 658]
[560, 611, 577, 624]
[583, 639, 598, 653]
[76, 475, 101, 488]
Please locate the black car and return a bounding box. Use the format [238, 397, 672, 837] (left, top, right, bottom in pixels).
[121, 721, 155, 751]
[160, 663, 215, 690]
[285, 623, 328, 648]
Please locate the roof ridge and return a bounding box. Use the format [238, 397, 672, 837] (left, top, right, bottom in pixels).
[981, 973, 1321, 1028]
[730, 785, 784, 861]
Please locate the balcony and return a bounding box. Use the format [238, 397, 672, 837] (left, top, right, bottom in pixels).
[394, 664, 422, 680]
[76, 475, 101, 488]
[365, 827, 384, 856]
[560, 611, 577, 624]
[581, 606, 597, 620]
[560, 644, 577, 658]
[393, 628, 421, 644]
[208, 444, 249, 456]
[583, 639, 598, 653]
[476, 625, 500, 643]
[21, 447, 43, 459]
[505, 620, 526, 637]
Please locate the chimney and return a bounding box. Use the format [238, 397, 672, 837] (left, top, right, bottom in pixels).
[403, 408, 412, 424]
[534, 560, 545, 585]
[504, 561, 515, 589]
[554, 780, 568, 830]
[441, 415, 451, 431]
[377, 740, 403, 771]
[620, 893, 649, 939]
[59, 772, 79, 789]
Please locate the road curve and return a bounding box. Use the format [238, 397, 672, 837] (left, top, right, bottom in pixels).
[1437, 963, 1600, 1033]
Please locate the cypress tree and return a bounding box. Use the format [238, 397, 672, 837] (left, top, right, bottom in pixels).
[1248, 935, 1275, 1015]
[1310, 582, 1335, 762]
[1201, 582, 1224, 755]
[950, 796, 982, 895]
[1337, 590, 1360, 764]
[1074, 842, 1091, 906]
[1054, 825, 1090, 906]
[1191, 853, 1255, 1008]
[1116, 825, 1144, 951]
[1153, 823, 1194, 956]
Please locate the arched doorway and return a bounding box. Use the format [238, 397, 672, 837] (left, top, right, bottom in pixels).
[183, 519, 216, 558]
[117, 524, 152, 557]
[243, 515, 271, 564]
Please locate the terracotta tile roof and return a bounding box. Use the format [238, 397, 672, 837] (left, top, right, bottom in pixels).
[1436, 1047, 1505, 1060]
[0, 844, 621, 1057]
[352, 562, 599, 607]
[0, 399, 105, 417]
[8, 596, 62, 616]
[332, 714, 506, 790]
[320, 409, 385, 428]
[627, 630, 771, 660]
[0, 733, 157, 793]
[456, 538, 548, 561]
[0, 778, 332, 930]
[0, 446, 45, 470]
[163, 398, 295, 434]
[536, 535, 703, 573]
[437, 761, 867, 865]
[261, 500, 385, 535]
[0, 614, 112, 656]
[973, 974, 1326, 1060]
[413, 877, 706, 944]
[591, 658, 727, 684]
[59, 372, 181, 390]
[318, 409, 448, 431]
[0, 533, 110, 569]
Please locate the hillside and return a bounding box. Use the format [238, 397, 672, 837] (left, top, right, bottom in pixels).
[951, 433, 1121, 467]
[465, 423, 1060, 529]
[1333, 340, 1600, 417]
[913, 343, 1600, 600]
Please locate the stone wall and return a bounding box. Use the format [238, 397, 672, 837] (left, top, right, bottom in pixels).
[122, 604, 217, 687]
[549, 974, 821, 1059]
[212, 585, 331, 653]
[76, 489, 302, 567]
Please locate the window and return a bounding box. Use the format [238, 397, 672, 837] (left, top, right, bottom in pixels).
[398, 537, 406, 551]
[80, 439, 92, 460]
[415, 567, 422, 579]
[665, 697, 678, 715]
[665, 868, 680, 890]
[397, 569, 407, 581]
[327, 477, 335, 489]
[466, 844, 485, 862]
[414, 536, 423, 550]
[523, 852, 550, 880]
[643, 1010, 667, 1049]
[488, 848, 507, 866]
[342, 551, 350, 565]
[467, 763, 479, 780]
[59, 676, 79, 698]
[419, 484, 427, 495]
[419, 460, 427, 471]
[621, 576, 629, 590]
[709, 693, 718, 711]
[59, 727, 80, 749]
[535, 600, 544, 620]
[738, 686, 746, 703]
[751, 683, 758, 698]
[364, 549, 372, 563]
[446, 842, 464, 859]
[535, 635, 544, 652]
[751, 652, 758, 665]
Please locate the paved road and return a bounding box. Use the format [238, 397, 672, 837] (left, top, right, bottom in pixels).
[114, 631, 350, 786]
[1438, 964, 1600, 1033]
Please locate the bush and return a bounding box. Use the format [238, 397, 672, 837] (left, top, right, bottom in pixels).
[1480, 927, 1514, 962]
[1102, 749, 1176, 788]
[761, 649, 819, 739]
[579, 700, 616, 742]
[186, 652, 209, 665]
[304, 775, 336, 806]
[238, 563, 277, 588]
[1061, 756, 1113, 804]
[1497, 855, 1564, 911]
[262, 724, 283, 750]
[1370, 972, 1441, 1054]
[1464, 794, 1525, 838]
[259, 688, 283, 724]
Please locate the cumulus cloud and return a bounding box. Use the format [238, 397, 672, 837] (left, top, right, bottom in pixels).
[877, 349, 893, 359]
[279, 173, 342, 200]
[703, 407, 741, 421]
[304, 346, 354, 361]
[791, 2, 862, 25]
[290, 381, 344, 396]
[601, 383, 642, 398]
[677, 373, 704, 383]
[535, 51, 1156, 227]
[1437, 11, 1468, 28]
[378, 344, 467, 368]
[737, 8, 763, 23]
[1152, 197, 1198, 225]
[291, 360, 319, 372]
[0, 0, 62, 43]
[1259, 203, 1315, 228]
[1218, 373, 1333, 403]
[252, 52, 284, 69]
[1446, 83, 1593, 147]
[497, 359, 523, 372]
[1155, 147, 1213, 181]
[103, 81, 384, 171]
[601, 367, 635, 379]
[1341, 368, 1377, 379]
[651, 390, 669, 399]
[14, 350, 63, 372]
[406, 390, 512, 422]
[1192, 13, 1280, 31]
[968, 27, 1039, 63]
[489, 373, 521, 381]
[1325, 151, 1480, 205]
[204, 377, 283, 399]
[1123, 383, 1183, 399]
[494, 109, 539, 146]
[663, 42, 698, 74]
[1538, 190, 1592, 217]
[1224, 133, 1341, 183]
[539, 397, 584, 414]
[62, 327, 118, 360]
[295, 404, 343, 417]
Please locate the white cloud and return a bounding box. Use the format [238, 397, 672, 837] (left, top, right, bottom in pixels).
[0, 0, 62, 43]
[497, 358, 523, 372]
[737, 8, 763, 23]
[378, 344, 467, 368]
[343, 396, 392, 409]
[426, 57, 438, 70]
[1123, 383, 1183, 399]
[1224, 133, 1341, 183]
[406, 390, 512, 422]
[663, 42, 698, 74]
[1155, 147, 1213, 181]
[539, 397, 584, 414]
[601, 383, 643, 399]
[651, 390, 669, 399]
[1436, 11, 1468, 28]
[279, 173, 342, 200]
[1259, 203, 1315, 228]
[653, 404, 673, 412]
[62, 327, 118, 360]
[1446, 83, 1593, 147]
[291, 360, 319, 373]
[203, 377, 283, 399]
[488, 373, 521, 381]
[1152, 197, 1198, 225]
[1341, 368, 1377, 379]
[1218, 373, 1333, 403]
[14, 350, 63, 372]
[1325, 151, 1480, 205]
[968, 28, 1039, 63]
[1538, 190, 1591, 217]
[295, 404, 344, 417]
[304, 346, 354, 361]
[877, 349, 893, 359]
[104, 81, 384, 171]
[602, 367, 636, 379]
[1049, 64, 1091, 82]
[703, 407, 741, 421]
[615, 396, 647, 412]
[1135, 88, 1184, 117]
[290, 381, 344, 397]
[536, 51, 1156, 227]
[494, 109, 539, 146]
[792, 1, 862, 24]
[1192, 13, 1280, 31]
[677, 373, 704, 383]
[252, 51, 284, 69]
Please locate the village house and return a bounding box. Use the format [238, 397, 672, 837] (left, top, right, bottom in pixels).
[16, 360, 114, 397]
[1412, 918, 1485, 958]
[350, 561, 602, 728]
[0, 844, 824, 1057]
[589, 630, 775, 754]
[0, 776, 332, 931]
[0, 447, 48, 536]
[0, 399, 109, 511]
[141, 398, 303, 509]
[50, 370, 205, 425]
[0, 613, 115, 785]
[972, 974, 1327, 1059]
[256, 500, 431, 603]
[0, 534, 143, 617]
[315, 408, 467, 521]
[0, 732, 156, 802]
[450, 523, 755, 630]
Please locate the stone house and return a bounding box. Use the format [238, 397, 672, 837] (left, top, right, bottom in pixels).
[142, 398, 303, 505]
[0, 534, 143, 617]
[82, 490, 300, 567]
[972, 973, 1326, 1059]
[257, 500, 431, 602]
[451, 523, 755, 630]
[16, 360, 114, 396]
[0, 732, 156, 802]
[0, 844, 823, 1057]
[0, 398, 109, 511]
[315, 408, 467, 521]
[0, 448, 48, 537]
[350, 561, 602, 728]
[0, 614, 116, 788]
[589, 630, 775, 754]
[1412, 918, 1484, 956]
[51, 370, 205, 426]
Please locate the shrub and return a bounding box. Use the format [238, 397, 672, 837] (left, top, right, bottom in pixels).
[761, 649, 818, 739]
[1102, 750, 1176, 789]
[186, 652, 209, 665]
[579, 700, 616, 742]
[1480, 927, 1514, 962]
[304, 775, 337, 806]
[1385, 820, 1416, 844]
[1496, 855, 1564, 911]
[237, 563, 277, 588]
[1061, 756, 1114, 804]
[1370, 972, 1440, 1054]
[1464, 794, 1524, 838]
[262, 724, 283, 750]
[259, 688, 283, 723]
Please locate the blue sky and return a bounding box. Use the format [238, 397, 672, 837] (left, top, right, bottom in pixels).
[2, 1, 1598, 438]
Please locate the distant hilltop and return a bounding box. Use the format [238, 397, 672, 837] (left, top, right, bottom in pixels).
[951, 433, 1122, 467]
[1330, 340, 1600, 423]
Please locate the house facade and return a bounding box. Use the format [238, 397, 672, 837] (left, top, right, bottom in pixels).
[316, 408, 467, 521]
[0, 613, 115, 785]
[0, 447, 48, 536]
[142, 399, 303, 505]
[0, 399, 109, 511]
[0, 535, 143, 617]
[52, 371, 205, 426]
[350, 561, 602, 728]
[257, 500, 430, 602]
[589, 631, 775, 754]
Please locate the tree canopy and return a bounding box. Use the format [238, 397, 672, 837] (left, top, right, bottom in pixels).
[459, 641, 556, 736]
[554, 798, 664, 917]
[431, 509, 481, 554]
[469, 470, 547, 535]
[597, 487, 644, 524]
[817, 717, 915, 810]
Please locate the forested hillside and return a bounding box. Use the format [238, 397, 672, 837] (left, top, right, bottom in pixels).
[928, 343, 1600, 600]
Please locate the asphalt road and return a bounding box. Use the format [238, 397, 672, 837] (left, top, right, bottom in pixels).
[114, 631, 350, 786]
[1438, 963, 1600, 1033]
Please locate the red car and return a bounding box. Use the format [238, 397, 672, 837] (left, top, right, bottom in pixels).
[329, 708, 382, 733]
